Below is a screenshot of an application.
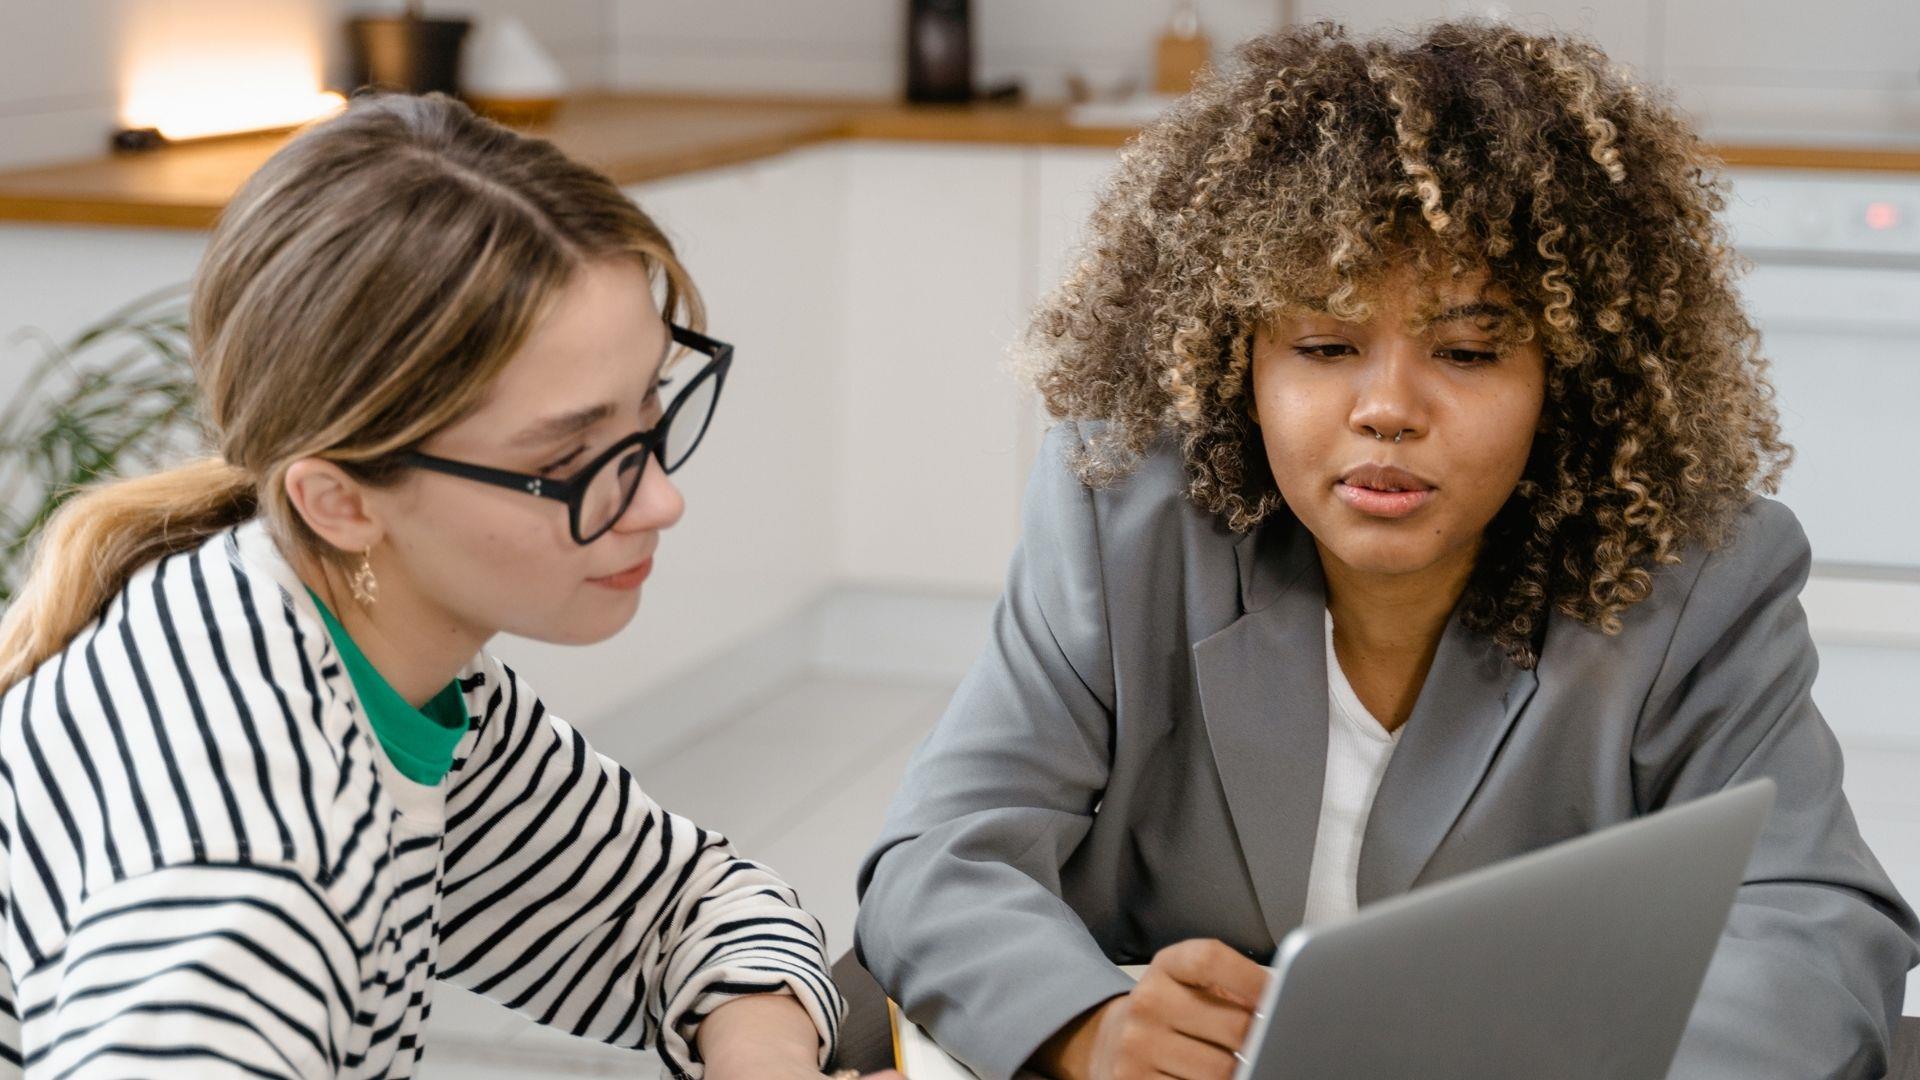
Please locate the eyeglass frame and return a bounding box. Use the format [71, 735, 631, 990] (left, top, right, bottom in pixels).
[395, 322, 733, 545]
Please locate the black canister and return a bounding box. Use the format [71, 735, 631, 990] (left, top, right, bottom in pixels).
[906, 0, 973, 103]
[347, 9, 472, 96]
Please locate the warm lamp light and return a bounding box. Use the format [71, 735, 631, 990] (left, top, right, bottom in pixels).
[123, 86, 346, 143]
[114, 4, 344, 150]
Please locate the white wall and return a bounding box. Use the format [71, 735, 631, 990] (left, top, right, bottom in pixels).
[975, 0, 1637, 101]
[0, 0, 127, 171]
[602, 0, 1920, 141]
[0, 0, 346, 170]
[5, 1, 1918, 173]
[0, 225, 208, 404]
[1658, 1, 1920, 140]
[608, 2, 903, 98]
[0, 0, 605, 172]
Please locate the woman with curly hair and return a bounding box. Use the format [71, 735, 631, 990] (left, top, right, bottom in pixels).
[855, 20, 1918, 1080]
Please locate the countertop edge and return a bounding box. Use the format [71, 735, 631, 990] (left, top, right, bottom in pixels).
[2, 96, 1916, 231]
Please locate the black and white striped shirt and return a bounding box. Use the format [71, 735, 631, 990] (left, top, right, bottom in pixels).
[0, 518, 843, 1078]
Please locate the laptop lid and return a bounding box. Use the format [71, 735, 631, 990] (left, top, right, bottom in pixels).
[1235, 778, 1775, 1080]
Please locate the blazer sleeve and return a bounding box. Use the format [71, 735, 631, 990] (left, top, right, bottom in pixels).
[434, 659, 844, 1080]
[854, 422, 1137, 1080]
[1633, 499, 1920, 1079]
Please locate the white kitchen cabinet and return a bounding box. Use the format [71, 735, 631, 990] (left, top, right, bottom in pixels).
[833, 141, 1035, 591]
[1017, 146, 1127, 489]
[1032, 146, 1119, 305]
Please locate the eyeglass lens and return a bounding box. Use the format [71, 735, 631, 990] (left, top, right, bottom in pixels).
[576, 366, 722, 540]
[661, 367, 720, 472]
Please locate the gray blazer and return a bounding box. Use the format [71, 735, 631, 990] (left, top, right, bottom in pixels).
[855, 422, 1919, 1080]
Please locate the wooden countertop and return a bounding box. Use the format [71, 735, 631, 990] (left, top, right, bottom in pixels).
[1, 93, 1915, 230]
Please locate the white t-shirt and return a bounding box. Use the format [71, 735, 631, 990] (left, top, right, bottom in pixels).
[1301, 609, 1402, 925]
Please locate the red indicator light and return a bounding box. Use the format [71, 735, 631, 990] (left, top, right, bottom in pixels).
[1864, 201, 1900, 231]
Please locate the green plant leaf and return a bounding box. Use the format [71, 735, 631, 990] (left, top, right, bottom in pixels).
[0, 285, 198, 604]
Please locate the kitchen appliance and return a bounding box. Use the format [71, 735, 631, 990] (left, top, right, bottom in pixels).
[906, 0, 972, 103]
[1724, 169, 1920, 574]
[1723, 167, 1920, 1016]
[463, 15, 565, 127]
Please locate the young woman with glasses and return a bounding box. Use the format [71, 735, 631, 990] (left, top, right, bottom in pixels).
[0, 94, 894, 1080]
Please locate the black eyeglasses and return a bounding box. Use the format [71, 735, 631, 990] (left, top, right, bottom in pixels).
[398, 323, 733, 545]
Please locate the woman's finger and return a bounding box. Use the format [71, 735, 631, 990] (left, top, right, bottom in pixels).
[1152, 939, 1271, 1009]
[1142, 1025, 1243, 1080]
[1130, 968, 1259, 1052]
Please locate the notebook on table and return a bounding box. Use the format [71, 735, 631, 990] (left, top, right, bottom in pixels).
[887, 967, 1150, 1079]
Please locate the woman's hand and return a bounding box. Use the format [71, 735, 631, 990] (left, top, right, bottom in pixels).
[1033, 939, 1270, 1080]
[708, 1067, 901, 1080]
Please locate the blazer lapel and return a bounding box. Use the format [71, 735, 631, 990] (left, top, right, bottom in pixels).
[1356, 617, 1539, 903]
[1192, 522, 1330, 945]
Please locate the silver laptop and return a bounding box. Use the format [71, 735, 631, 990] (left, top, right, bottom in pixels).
[1234, 778, 1775, 1080]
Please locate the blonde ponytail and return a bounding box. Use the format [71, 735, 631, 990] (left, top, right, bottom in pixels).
[0, 458, 255, 694]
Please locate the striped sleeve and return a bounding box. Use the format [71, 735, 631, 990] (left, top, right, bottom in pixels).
[19, 863, 360, 1079]
[1, 934, 19, 1072]
[435, 660, 844, 1079]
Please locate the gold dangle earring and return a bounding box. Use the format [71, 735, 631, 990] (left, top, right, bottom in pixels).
[349, 546, 379, 607]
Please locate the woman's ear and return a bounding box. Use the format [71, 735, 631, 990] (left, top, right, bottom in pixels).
[283, 458, 383, 555]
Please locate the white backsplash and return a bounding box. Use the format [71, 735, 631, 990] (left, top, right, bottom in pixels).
[4, 0, 1920, 172]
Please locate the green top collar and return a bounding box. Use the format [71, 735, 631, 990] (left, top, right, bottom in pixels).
[305, 587, 470, 786]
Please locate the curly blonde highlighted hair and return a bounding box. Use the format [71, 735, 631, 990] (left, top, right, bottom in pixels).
[1020, 20, 1790, 667]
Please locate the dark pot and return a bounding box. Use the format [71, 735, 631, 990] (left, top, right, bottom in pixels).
[347, 15, 471, 96]
[906, 0, 973, 103]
